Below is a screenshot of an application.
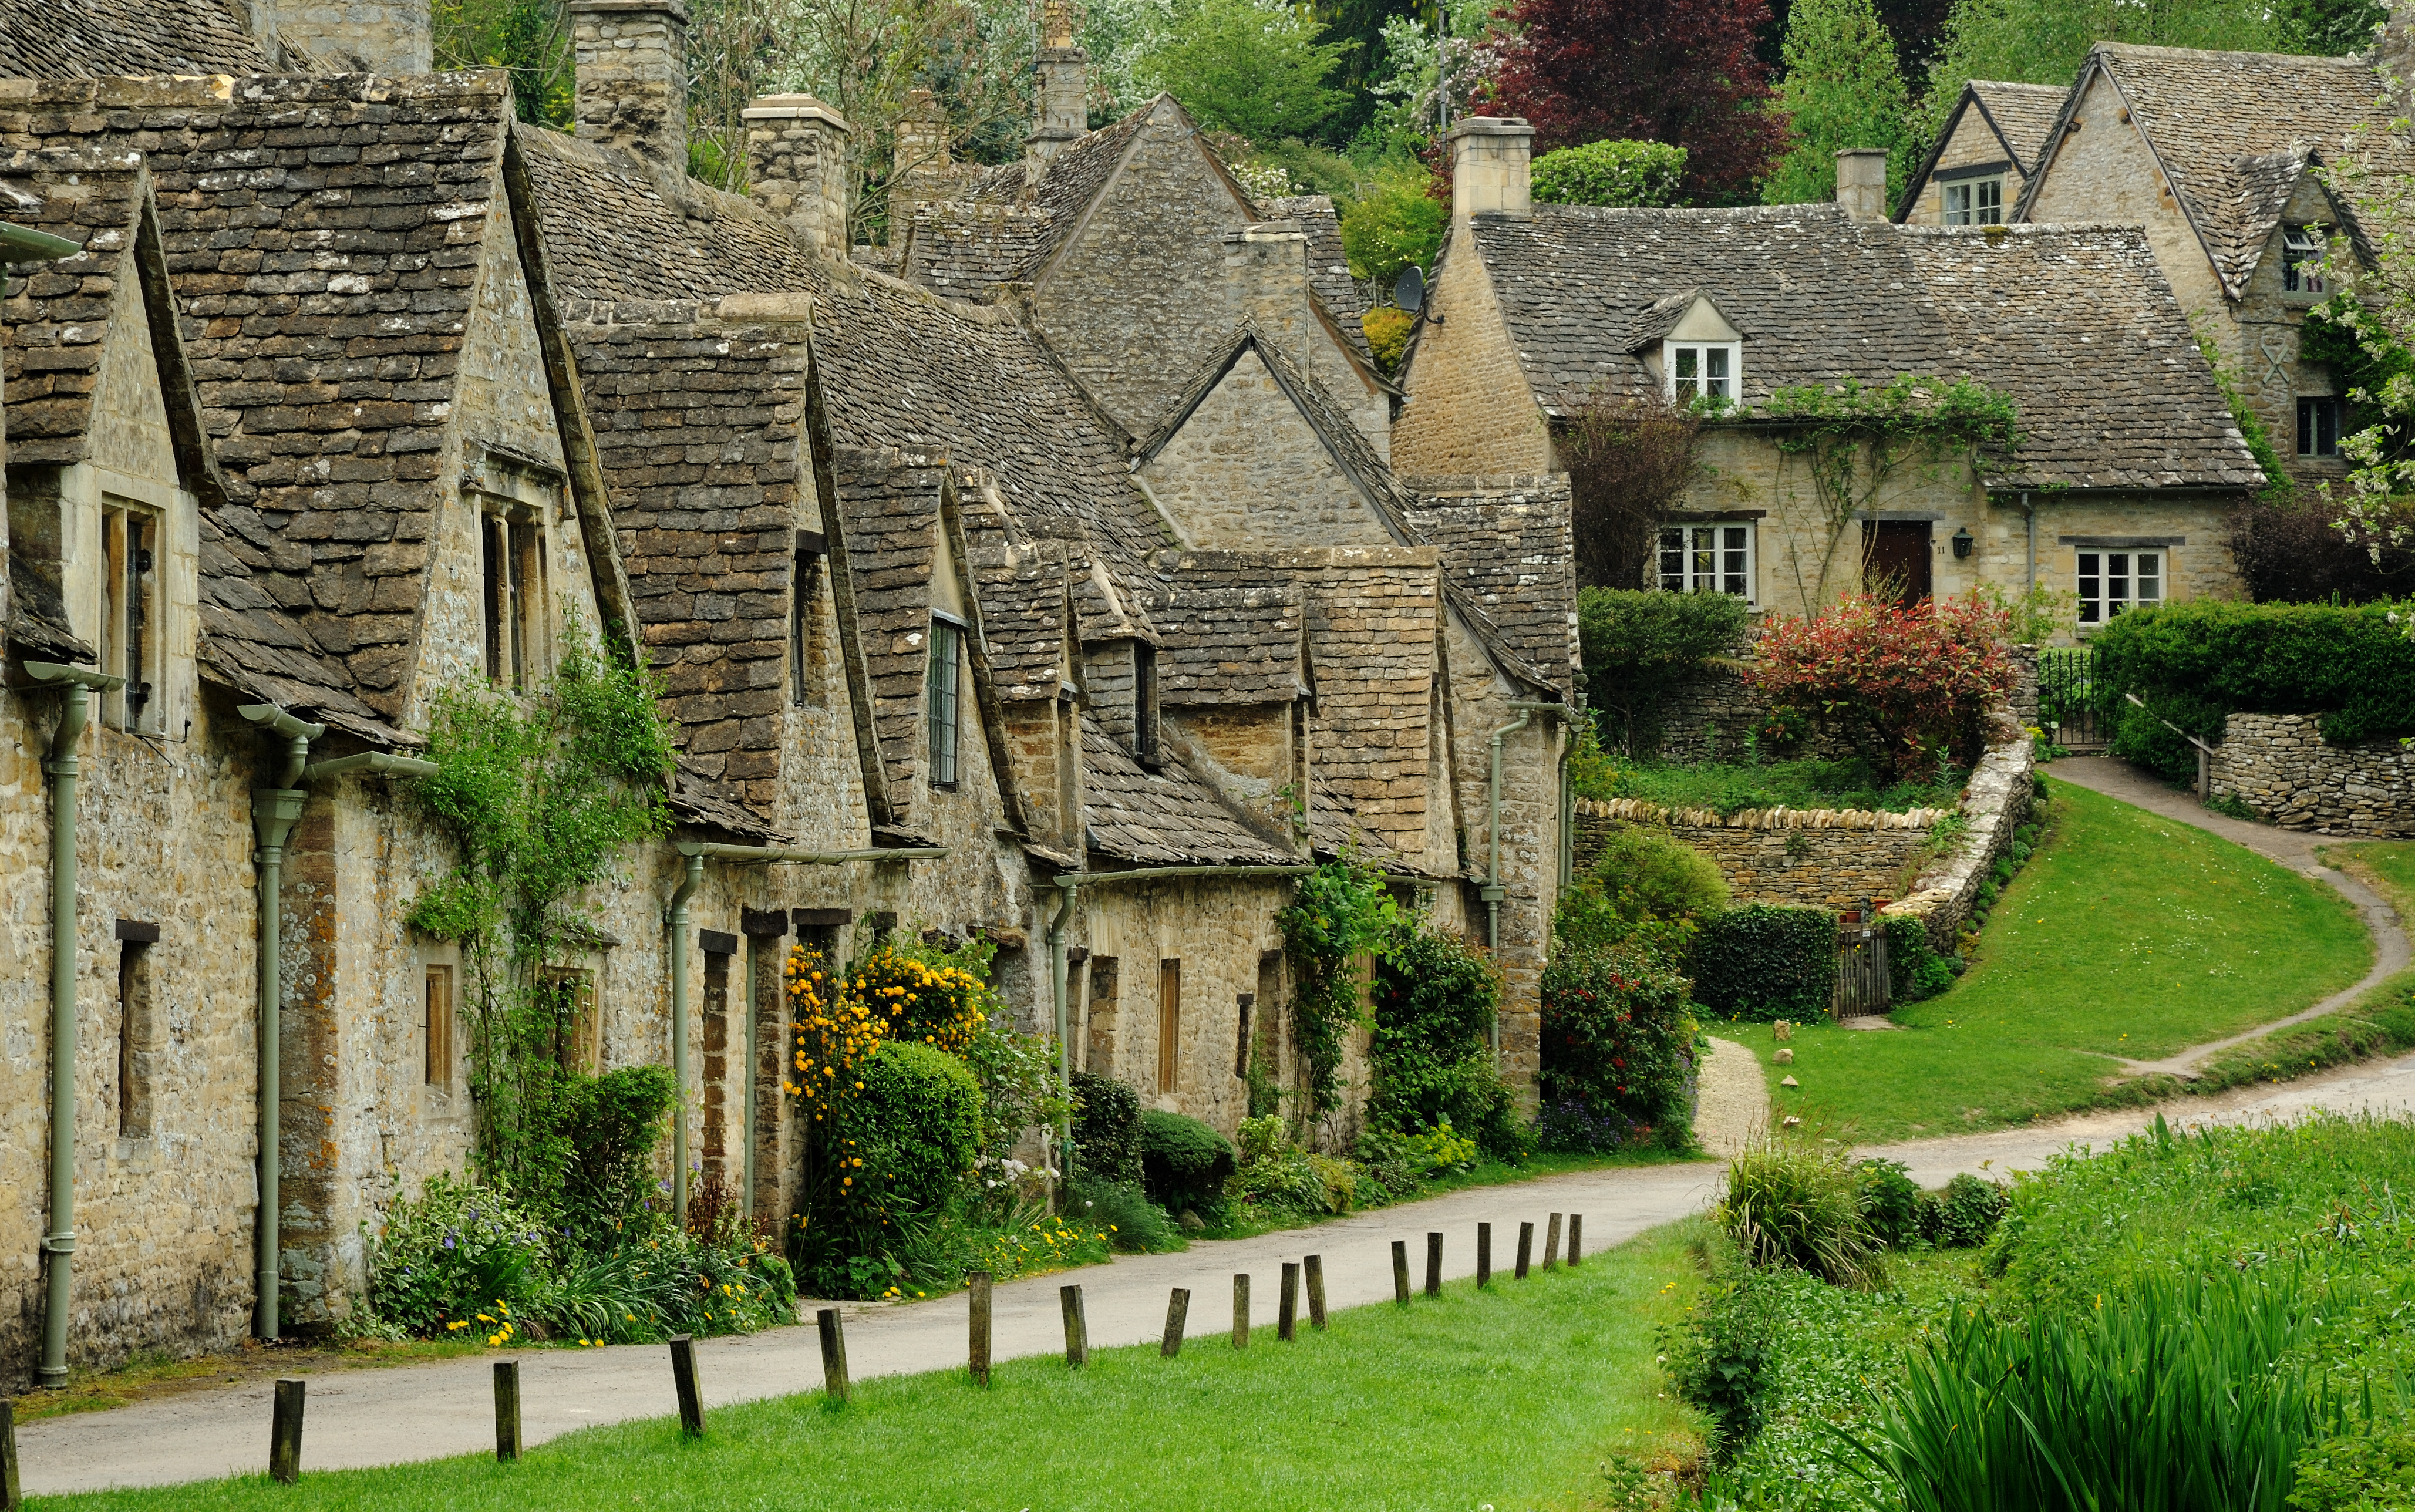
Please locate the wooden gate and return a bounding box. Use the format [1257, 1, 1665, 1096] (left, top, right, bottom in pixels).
[1835, 912, 1891, 1018]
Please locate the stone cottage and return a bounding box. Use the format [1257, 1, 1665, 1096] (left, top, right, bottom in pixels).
[1393, 119, 2265, 632]
[0, 0, 1577, 1385]
[2010, 39, 2413, 490]
[1896, 80, 2068, 227]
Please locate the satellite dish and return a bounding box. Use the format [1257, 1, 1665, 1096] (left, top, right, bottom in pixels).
[1393, 264, 1425, 314]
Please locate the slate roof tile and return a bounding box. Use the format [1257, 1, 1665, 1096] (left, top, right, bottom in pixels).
[0, 0, 271, 79]
[1969, 80, 2070, 173]
[1079, 712, 1294, 866]
[1136, 574, 1301, 705]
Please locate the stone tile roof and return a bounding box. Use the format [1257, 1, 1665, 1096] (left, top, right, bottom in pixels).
[1904, 224, 2266, 490]
[1137, 574, 1302, 706]
[2025, 43, 2399, 297]
[0, 0, 271, 79]
[1402, 476, 1579, 694]
[1464, 203, 2260, 491]
[513, 127, 809, 308]
[0, 72, 528, 725]
[969, 540, 1075, 702]
[1968, 81, 2069, 173]
[1079, 713, 1294, 866]
[826, 446, 947, 806]
[1, 148, 148, 467]
[898, 200, 1056, 301]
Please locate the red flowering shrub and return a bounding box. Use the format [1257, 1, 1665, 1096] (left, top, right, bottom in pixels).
[1745, 594, 2014, 779]
[1538, 942, 1697, 1150]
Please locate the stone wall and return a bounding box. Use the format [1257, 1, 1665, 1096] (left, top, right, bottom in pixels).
[2209, 713, 2415, 836]
[1391, 214, 1556, 479]
[1573, 796, 1945, 911]
[1884, 733, 2036, 949]
[1139, 348, 1391, 548]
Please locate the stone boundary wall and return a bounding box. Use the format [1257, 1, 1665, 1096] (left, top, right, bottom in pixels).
[2209, 713, 2415, 837]
[1882, 733, 2036, 949]
[1574, 798, 1951, 912]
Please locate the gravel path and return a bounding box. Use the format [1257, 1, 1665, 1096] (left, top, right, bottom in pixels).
[1693, 1037, 1767, 1159]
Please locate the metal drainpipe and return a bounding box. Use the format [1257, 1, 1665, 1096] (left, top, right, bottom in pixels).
[1484, 701, 1564, 1065]
[2023, 491, 2036, 595]
[666, 851, 704, 1225]
[237, 703, 325, 1342]
[24, 661, 122, 1385]
[1045, 881, 1082, 1208]
[742, 928, 757, 1220]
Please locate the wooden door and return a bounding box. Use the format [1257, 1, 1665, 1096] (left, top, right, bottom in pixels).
[1862, 520, 1933, 604]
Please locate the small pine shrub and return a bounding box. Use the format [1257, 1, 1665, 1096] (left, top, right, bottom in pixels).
[1138, 1109, 1237, 1216]
[1069, 1071, 1143, 1187]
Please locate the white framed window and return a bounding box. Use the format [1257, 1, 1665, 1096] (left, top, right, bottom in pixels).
[927, 615, 963, 787]
[2298, 396, 2342, 457]
[1943, 177, 2004, 226]
[2077, 550, 2161, 625]
[2283, 227, 2326, 295]
[98, 499, 164, 732]
[1666, 342, 1739, 404]
[1658, 523, 1755, 602]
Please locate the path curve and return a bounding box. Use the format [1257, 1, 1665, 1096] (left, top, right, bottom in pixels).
[2049, 756, 2410, 1077]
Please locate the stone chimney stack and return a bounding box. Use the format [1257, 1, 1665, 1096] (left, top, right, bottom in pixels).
[255, 0, 432, 72]
[570, 0, 690, 179]
[1835, 148, 1889, 222]
[892, 87, 968, 214]
[2376, 0, 2415, 109]
[1026, 0, 1089, 177]
[745, 94, 853, 255]
[1448, 117, 1534, 221]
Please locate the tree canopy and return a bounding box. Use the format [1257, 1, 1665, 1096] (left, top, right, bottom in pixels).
[1141, 0, 1352, 146]
[1762, 0, 1917, 206]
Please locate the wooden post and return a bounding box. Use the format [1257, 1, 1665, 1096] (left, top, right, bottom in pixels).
[1279, 1262, 1299, 1341]
[1477, 1222, 1493, 1288]
[1516, 1221, 1534, 1279]
[1424, 1231, 1442, 1297]
[968, 1271, 993, 1385]
[1060, 1284, 1089, 1368]
[816, 1309, 849, 1403]
[269, 1378, 305, 1484]
[1390, 1240, 1410, 1304]
[671, 1335, 706, 1434]
[1304, 1255, 1327, 1329]
[1545, 1212, 1563, 1271]
[1232, 1274, 1251, 1349]
[1162, 1287, 1191, 1356]
[1568, 1214, 1584, 1267]
[3, 1397, 23, 1511]
[493, 1360, 521, 1463]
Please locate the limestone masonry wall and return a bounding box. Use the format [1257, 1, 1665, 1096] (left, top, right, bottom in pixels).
[2210, 713, 2415, 836]
[1572, 797, 1945, 912]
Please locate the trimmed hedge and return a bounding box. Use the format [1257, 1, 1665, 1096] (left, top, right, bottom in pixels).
[853, 1042, 983, 1215]
[2092, 600, 2415, 756]
[1531, 139, 1688, 208]
[1690, 905, 1838, 1022]
[1138, 1109, 1236, 1215]
[1578, 587, 1751, 752]
[1369, 927, 1524, 1157]
[1069, 1071, 1143, 1187]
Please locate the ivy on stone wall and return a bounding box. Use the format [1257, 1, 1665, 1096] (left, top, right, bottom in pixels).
[406, 614, 677, 1193]
[1276, 858, 1401, 1116]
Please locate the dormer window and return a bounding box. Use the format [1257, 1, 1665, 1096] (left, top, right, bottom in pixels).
[1944, 177, 2003, 225]
[1666, 342, 1739, 404]
[927, 614, 964, 788]
[2283, 227, 2326, 295]
[1134, 640, 1160, 767]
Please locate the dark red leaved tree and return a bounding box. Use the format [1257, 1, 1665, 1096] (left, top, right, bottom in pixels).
[1484, 0, 1786, 206]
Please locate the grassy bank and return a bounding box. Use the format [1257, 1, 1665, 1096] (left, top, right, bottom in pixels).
[1739, 777, 2370, 1141]
[1585, 755, 1966, 816]
[39, 1227, 1711, 1512]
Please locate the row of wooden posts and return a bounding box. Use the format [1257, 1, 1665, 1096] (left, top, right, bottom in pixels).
[0, 1211, 1584, 1497]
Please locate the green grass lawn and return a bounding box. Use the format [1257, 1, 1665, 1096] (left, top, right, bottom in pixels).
[39, 1225, 1713, 1512]
[1737, 776, 2370, 1142]
[1587, 755, 1965, 816]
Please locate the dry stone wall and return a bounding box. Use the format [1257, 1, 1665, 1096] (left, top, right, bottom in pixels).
[1573, 797, 1945, 911]
[2210, 713, 2415, 836]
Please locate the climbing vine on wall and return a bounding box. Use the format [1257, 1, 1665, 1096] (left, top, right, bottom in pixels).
[1275, 858, 1402, 1116]
[406, 614, 676, 1193]
[1759, 375, 2023, 608]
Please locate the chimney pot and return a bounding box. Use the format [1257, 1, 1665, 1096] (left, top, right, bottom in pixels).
[1834, 147, 1890, 222]
[570, 0, 691, 179]
[1447, 117, 1534, 222]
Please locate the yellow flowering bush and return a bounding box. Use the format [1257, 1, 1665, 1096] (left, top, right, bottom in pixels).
[783, 941, 989, 1118]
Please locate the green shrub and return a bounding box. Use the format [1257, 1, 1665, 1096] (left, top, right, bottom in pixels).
[1368, 925, 1524, 1157]
[853, 1041, 983, 1217]
[1717, 1136, 1878, 1284]
[365, 1174, 554, 1339]
[1530, 139, 1688, 207]
[1538, 940, 1697, 1149]
[1587, 827, 1731, 922]
[1883, 914, 1955, 1002]
[2092, 598, 2415, 750]
[1337, 162, 1445, 287]
[1657, 1262, 1784, 1451]
[547, 1065, 676, 1243]
[1578, 587, 1751, 753]
[1918, 1171, 2008, 1249]
[1231, 1114, 1360, 1217]
[1069, 1071, 1143, 1187]
[1138, 1109, 1237, 1216]
[1065, 1178, 1181, 1254]
[1856, 1158, 1921, 1250]
[1691, 904, 1839, 1022]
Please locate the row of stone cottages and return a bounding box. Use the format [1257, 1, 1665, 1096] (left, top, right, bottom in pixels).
[0, 0, 1577, 1385]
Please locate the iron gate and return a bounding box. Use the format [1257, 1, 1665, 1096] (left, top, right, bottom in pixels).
[2036, 647, 2107, 750]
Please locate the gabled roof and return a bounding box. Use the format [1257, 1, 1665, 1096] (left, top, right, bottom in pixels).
[827, 446, 950, 806]
[1138, 574, 1302, 706]
[1258, 193, 1373, 363]
[0, 0, 270, 79]
[1079, 713, 1295, 866]
[1401, 477, 1579, 692]
[2015, 42, 2401, 298]
[1460, 202, 2261, 491]
[892, 107, 1152, 297]
[1622, 288, 1741, 352]
[1893, 79, 2070, 221]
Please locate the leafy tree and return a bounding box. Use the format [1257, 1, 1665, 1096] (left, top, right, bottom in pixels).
[1563, 387, 1706, 590]
[1339, 161, 1447, 285]
[1761, 0, 1916, 206]
[1487, 0, 1786, 205]
[433, 0, 572, 126]
[1531, 139, 1689, 206]
[1916, 0, 2279, 147]
[2275, 0, 2388, 54]
[1142, 0, 1351, 146]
